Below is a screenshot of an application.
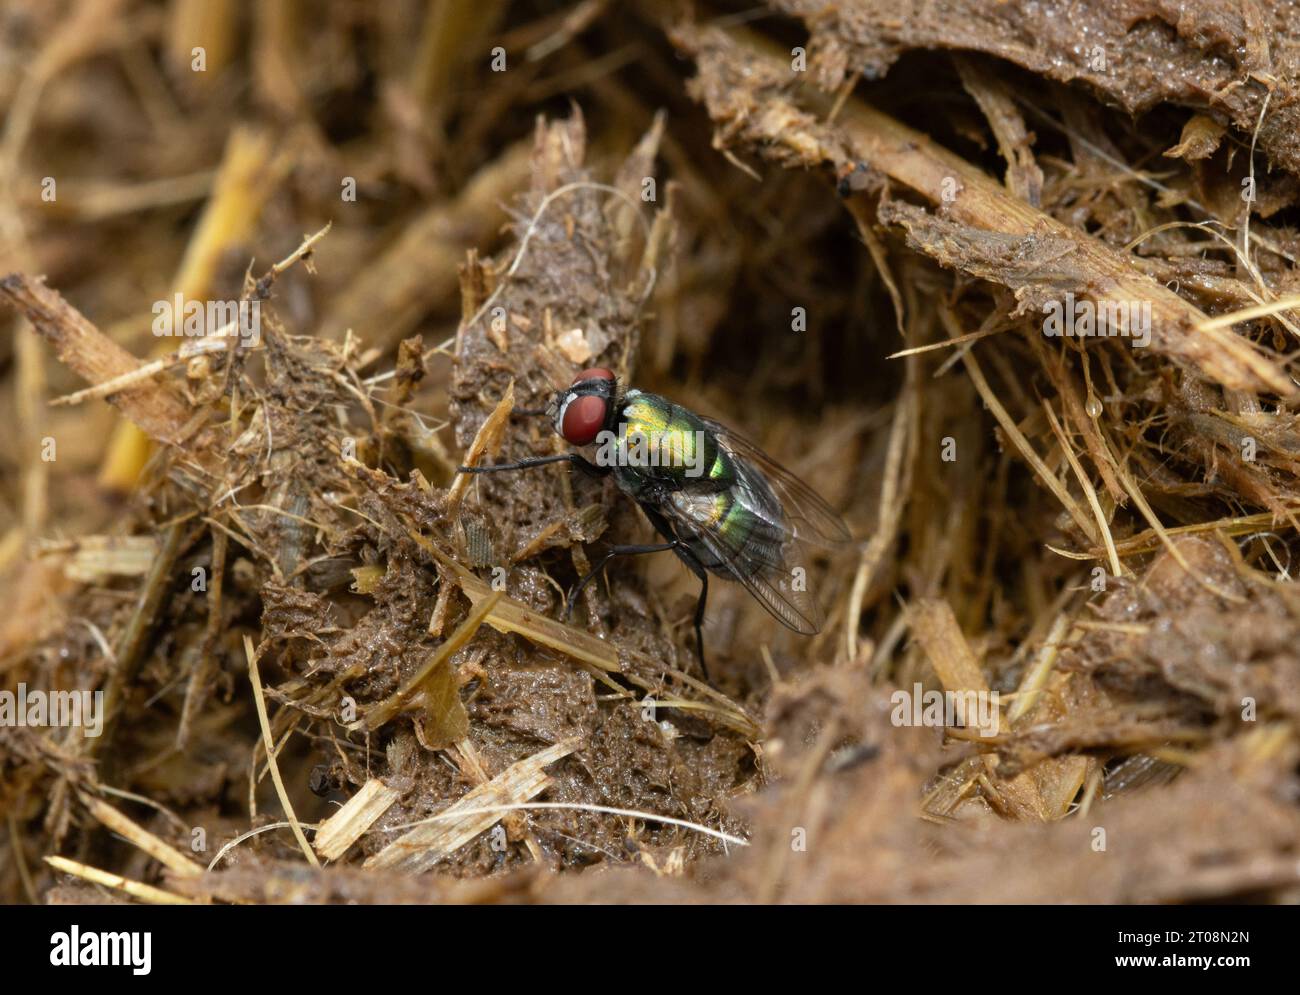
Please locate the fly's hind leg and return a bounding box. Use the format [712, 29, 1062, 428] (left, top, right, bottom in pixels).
[679, 552, 710, 683]
[640, 506, 711, 681]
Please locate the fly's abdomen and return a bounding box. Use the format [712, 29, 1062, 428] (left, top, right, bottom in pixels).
[673, 487, 785, 576]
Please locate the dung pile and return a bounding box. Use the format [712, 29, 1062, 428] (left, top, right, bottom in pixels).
[1, 0, 1298, 904]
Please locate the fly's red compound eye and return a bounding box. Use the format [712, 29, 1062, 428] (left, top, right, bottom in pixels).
[561, 395, 607, 445]
[572, 367, 615, 385]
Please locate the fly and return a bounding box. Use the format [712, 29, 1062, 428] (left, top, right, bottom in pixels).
[457, 368, 852, 679]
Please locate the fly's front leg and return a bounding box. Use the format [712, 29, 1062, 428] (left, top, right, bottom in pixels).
[457, 453, 610, 477]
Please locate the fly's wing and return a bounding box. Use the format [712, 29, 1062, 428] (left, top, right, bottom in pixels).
[667, 422, 850, 635]
[699, 417, 852, 547]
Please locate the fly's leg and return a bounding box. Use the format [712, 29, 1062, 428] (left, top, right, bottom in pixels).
[638, 505, 711, 680]
[457, 453, 611, 477]
[458, 471, 712, 680]
[679, 552, 710, 682]
[564, 542, 678, 619]
[568, 538, 712, 683]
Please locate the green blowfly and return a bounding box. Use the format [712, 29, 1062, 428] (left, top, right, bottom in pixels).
[458, 368, 852, 678]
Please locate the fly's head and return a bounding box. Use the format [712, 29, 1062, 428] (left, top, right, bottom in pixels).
[550, 367, 618, 446]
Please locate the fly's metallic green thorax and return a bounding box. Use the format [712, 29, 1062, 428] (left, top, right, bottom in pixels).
[612, 390, 732, 488]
